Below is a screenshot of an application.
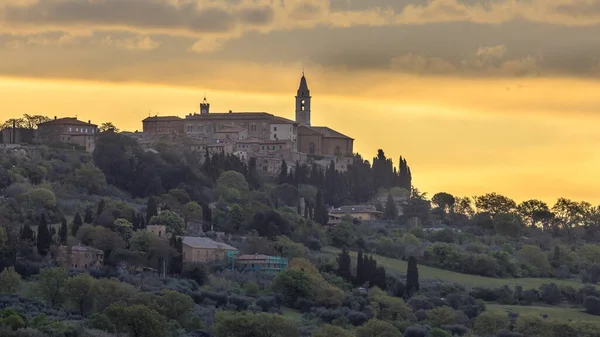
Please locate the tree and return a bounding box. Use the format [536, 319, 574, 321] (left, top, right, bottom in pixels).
[20, 224, 34, 241]
[149, 210, 184, 236]
[114, 218, 134, 246]
[36, 213, 52, 256]
[99, 122, 119, 132]
[65, 273, 97, 316]
[104, 304, 166, 337]
[473, 193, 516, 215]
[56, 218, 68, 245]
[274, 269, 314, 306]
[552, 198, 585, 243]
[517, 199, 551, 227]
[432, 192, 456, 217]
[406, 256, 419, 296]
[383, 193, 398, 220]
[314, 190, 328, 225]
[453, 196, 475, 218]
[356, 250, 365, 286]
[84, 206, 94, 224]
[213, 311, 300, 337]
[146, 196, 158, 222]
[182, 201, 202, 228]
[72, 212, 84, 236]
[337, 247, 352, 281]
[278, 160, 289, 184]
[493, 212, 523, 238]
[313, 324, 354, 337]
[0, 266, 21, 294]
[356, 319, 402, 337]
[35, 267, 68, 306]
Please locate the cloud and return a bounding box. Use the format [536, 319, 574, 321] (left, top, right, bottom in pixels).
[4, 0, 600, 42]
[190, 37, 225, 54]
[390, 53, 456, 74]
[101, 36, 161, 51]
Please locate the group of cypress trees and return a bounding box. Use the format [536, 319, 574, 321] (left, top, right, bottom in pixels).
[336, 247, 420, 297]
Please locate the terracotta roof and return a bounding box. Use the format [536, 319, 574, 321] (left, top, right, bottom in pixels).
[142, 116, 183, 122]
[307, 126, 353, 140]
[182, 236, 238, 250]
[38, 117, 97, 127]
[236, 254, 274, 260]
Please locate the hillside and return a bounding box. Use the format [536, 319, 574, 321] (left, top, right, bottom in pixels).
[1, 131, 600, 337]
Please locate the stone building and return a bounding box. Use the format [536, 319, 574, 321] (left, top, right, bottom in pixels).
[328, 205, 383, 223]
[181, 236, 238, 263]
[37, 117, 98, 152]
[146, 224, 168, 238]
[57, 244, 104, 270]
[142, 115, 184, 135]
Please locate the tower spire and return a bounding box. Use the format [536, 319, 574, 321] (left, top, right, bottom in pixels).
[295, 72, 311, 126]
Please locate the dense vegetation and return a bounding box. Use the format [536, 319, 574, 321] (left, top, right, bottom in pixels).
[2, 128, 600, 337]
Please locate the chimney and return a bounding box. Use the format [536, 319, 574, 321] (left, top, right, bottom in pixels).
[229, 110, 232, 114]
[88, 120, 91, 124]
[54, 116, 57, 120]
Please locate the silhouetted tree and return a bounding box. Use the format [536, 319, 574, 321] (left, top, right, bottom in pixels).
[278, 160, 289, 185]
[356, 250, 365, 286]
[406, 256, 419, 296]
[59, 218, 68, 245]
[384, 194, 398, 220]
[84, 205, 93, 224]
[20, 225, 34, 241]
[314, 190, 328, 225]
[72, 212, 83, 237]
[146, 196, 158, 222]
[337, 247, 352, 281]
[36, 214, 51, 256]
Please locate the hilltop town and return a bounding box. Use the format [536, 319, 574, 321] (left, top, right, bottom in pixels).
[1, 74, 355, 177]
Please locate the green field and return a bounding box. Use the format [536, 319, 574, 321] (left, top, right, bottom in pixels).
[486, 303, 600, 323]
[324, 246, 590, 290]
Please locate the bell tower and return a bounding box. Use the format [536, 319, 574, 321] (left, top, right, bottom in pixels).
[200, 95, 210, 114]
[295, 71, 311, 126]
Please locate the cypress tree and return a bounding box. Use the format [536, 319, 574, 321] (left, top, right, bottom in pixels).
[384, 193, 398, 220]
[336, 247, 352, 281]
[59, 218, 68, 245]
[21, 224, 34, 241]
[84, 205, 93, 224]
[146, 196, 158, 222]
[314, 190, 328, 225]
[356, 250, 364, 286]
[278, 160, 288, 184]
[132, 213, 140, 230]
[374, 267, 387, 290]
[72, 212, 83, 237]
[96, 199, 106, 217]
[36, 213, 51, 256]
[139, 213, 146, 229]
[406, 256, 420, 296]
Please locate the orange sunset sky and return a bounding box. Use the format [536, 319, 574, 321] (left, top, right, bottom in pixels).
[2, 0, 600, 205]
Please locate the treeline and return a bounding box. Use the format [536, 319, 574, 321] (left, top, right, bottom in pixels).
[278, 150, 411, 206]
[93, 133, 412, 207]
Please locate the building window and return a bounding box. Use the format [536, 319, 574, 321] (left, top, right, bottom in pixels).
[334, 146, 341, 156]
[274, 126, 277, 131]
[69, 127, 72, 132]
[85, 128, 88, 133]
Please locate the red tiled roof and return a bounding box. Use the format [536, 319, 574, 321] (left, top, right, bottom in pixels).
[38, 117, 97, 127]
[270, 116, 297, 125]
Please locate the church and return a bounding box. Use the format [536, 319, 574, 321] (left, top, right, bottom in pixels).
[142, 73, 354, 157]
[294, 74, 354, 157]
